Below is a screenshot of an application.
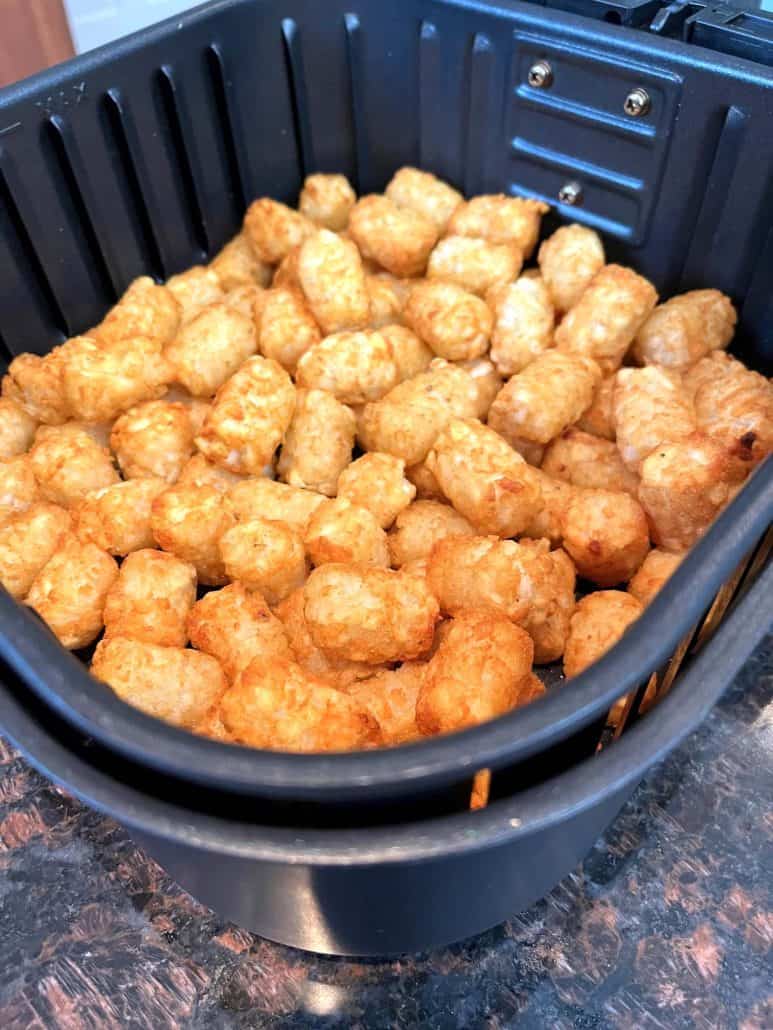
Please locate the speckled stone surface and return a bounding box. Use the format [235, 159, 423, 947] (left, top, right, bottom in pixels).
[0, 637, 770, 1029]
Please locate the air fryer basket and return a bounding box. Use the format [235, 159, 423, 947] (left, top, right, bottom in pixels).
[0, 0, 771, 952]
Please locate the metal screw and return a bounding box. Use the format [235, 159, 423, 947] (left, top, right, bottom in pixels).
[624, 87, 651, 117]
[527, 61, 553, 89]
[558, 181, 583, 206]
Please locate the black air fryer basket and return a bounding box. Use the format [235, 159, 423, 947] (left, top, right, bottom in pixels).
[0, 0, 771, 955]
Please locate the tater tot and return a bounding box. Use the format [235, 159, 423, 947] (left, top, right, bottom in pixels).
[365, 275, 405, 328]
[304, 498, 389, 568]
[29, 424, 118, 508]
[243, 198, 317, 264]
[427, 236, 522, 296]
[297, 229, 370, 334]
[563, 591, 643, 678]
[537, 223, 605, 314]
[628, 548, 683, 606]
[258, 286, 321, 375]
[62, 334, 172, 423]
[682, 351, 733, 400]
[406, 459, 445, 501]
[388, 500, 474, 567]
[195, 356, 295, 474]
[299, 173, 357, 231]
[103, 548, 196, 647]
[296, 330, 400, 404]
[74, 478, 167, 555]
[385, 167, 463, 233]
[336, 452, 416, 528]
[187, 582, 292, 681]
[613, 366, 697, 472]
[358, 358, 479, 466]
[0, 398, 37, 459]
[151, 483, 235, 585]
[210, 231, 273, 291]
[427, 418, 542, 537]
[0, 455, 39, 523]
[166, 303, 258, 398]
[271, 244, 302, 289]
[561, 488, 650, 587]
[220, 656, 381, 751]
[348, 194, 439, 278]
[304, 563, 439, 663]
[91, 637, 226, 730]
[166, 266, 224, 324]
[693, 356, 773, 466]
[0, 503, 72, 599]
[513, 540, 577, 663]
[457, 358, 503, 419]
[542, 428, 639, 495]
[522, 471, 574, 546]
[404, 280, 492, 361]
[427, 535, 531, 621]
[276, 388, 355, 495]
[488, 350, 601, 446]
[638, 433, 746, 551]
[416, 610, 534, 736]
[2, 346, 71, 425]
[219, 517, 306, 603]
[486, 275, 555, 377]
[576, 374, 617, 440]
[380, 324, 433, 381]
[555, 265, 658, 374]
[26, 539, 118, 650]
[344, 662, 425, 745]
[448, 194, 548, 256]
[633, 289, 736, 369]
[223, 283, 262, 322]
[98, 276, 181, 346]
[110, 401, 194, 483]
[177, 453, 245, 493]
[227, 478, 325, 534]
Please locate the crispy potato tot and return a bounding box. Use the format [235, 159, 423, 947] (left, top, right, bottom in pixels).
[344, 663, 425, 745]
[522, 472, 574, 546]
[103, 548, 196, 647]
[271, 243, 303, 289]
[365, 275, 405, 328]
[406, 459, 445, 501]
[487, 275, 555, 376]
[633, 289, 736, 369]
[448, 194, 548, 256]
[166, 303, 258, 398]
[62, 334, 172, 423]
[163, 386, 211, 432]
[401, 556, 431, 583]
[92, 637, 226, 729]
[0, 455, 39, 523]
[613, 366, 697, 472]
[628, 548, 683, 606]
[304, 563, 439, 663]
[299, 173, 357, 231]
[195, 356, 295, 474]
[257, 286, 321, 375]
[336, 452, 415, 528]
[0, 503, 72, 599]
[192, 705, 232, 742]
[221, 656, 381, 751]
[563, 590, 643, 678]
[223, 283, 262, 322]
[210, 231, 272, 291]
[98, 276, 180, 345]
[576, 374, 617, 440]
[219, 517, 306, 603]
[537, 224, 605, 314]
[358, 358, 479, 466]
[693, 355, 773, 466]
[296, 330, 400, 404]
[555, 265, 658, 373]
[513, 540, 577, 663]
[277, 388, 355, 495]
[110, 401, 194, 483]
[166, 266, 224, 325]
[416, 610, 534, 735]
[457, 358, 503, 419]
[348, 194, 439, 278]
[29, 424, 118, 508]
[74, 478, 167, 555]
[26, 539, 118, 649]
[428, 535, 531, 620]
[638, 433, 746, 551]
[682, 350, 733, 400]
[404, 280, 492, 361]
[151, 483, 235, 585]
[388, 501, 474, 568]
[488, 350, 601, 445]
[188, 582, 292, 681]
[542, 428, 639, 495]
[561, 487, 650, 587]
[177, 453, 246, 493]
[244, 198, 317, 264]
[427, 417, 542, 537]
[227, 478, 325, 534]
[2, 346, 71, 425]
[297, 229, 370, 334]
[305, 498, 389, 568]
[380, 324, 433, 381]
[385, 167, 462, 233]
[427, 235, 522, 296]
[0, 398, 37, 459]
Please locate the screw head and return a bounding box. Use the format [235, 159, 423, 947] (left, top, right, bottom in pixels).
[527, 61, 553, 89]
[624, 87, 651, 117]
[558, 181, 583, 206]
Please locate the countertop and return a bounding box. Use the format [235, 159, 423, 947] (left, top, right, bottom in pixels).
[0, 637, 770, 1030]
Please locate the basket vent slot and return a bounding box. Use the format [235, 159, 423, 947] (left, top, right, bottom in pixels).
[206, 44, 246, 217]
[344, 12, 368, 192]
[282, 18, 315, 179]
[464, 33, 495, 197]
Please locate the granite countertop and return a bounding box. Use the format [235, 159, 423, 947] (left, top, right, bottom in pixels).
[0, 637, 770, 1030]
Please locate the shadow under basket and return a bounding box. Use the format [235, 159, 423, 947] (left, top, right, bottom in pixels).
[0, 0, 771, 954]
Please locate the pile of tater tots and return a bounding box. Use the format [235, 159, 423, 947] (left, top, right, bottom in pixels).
[0, 166, 770, 754]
